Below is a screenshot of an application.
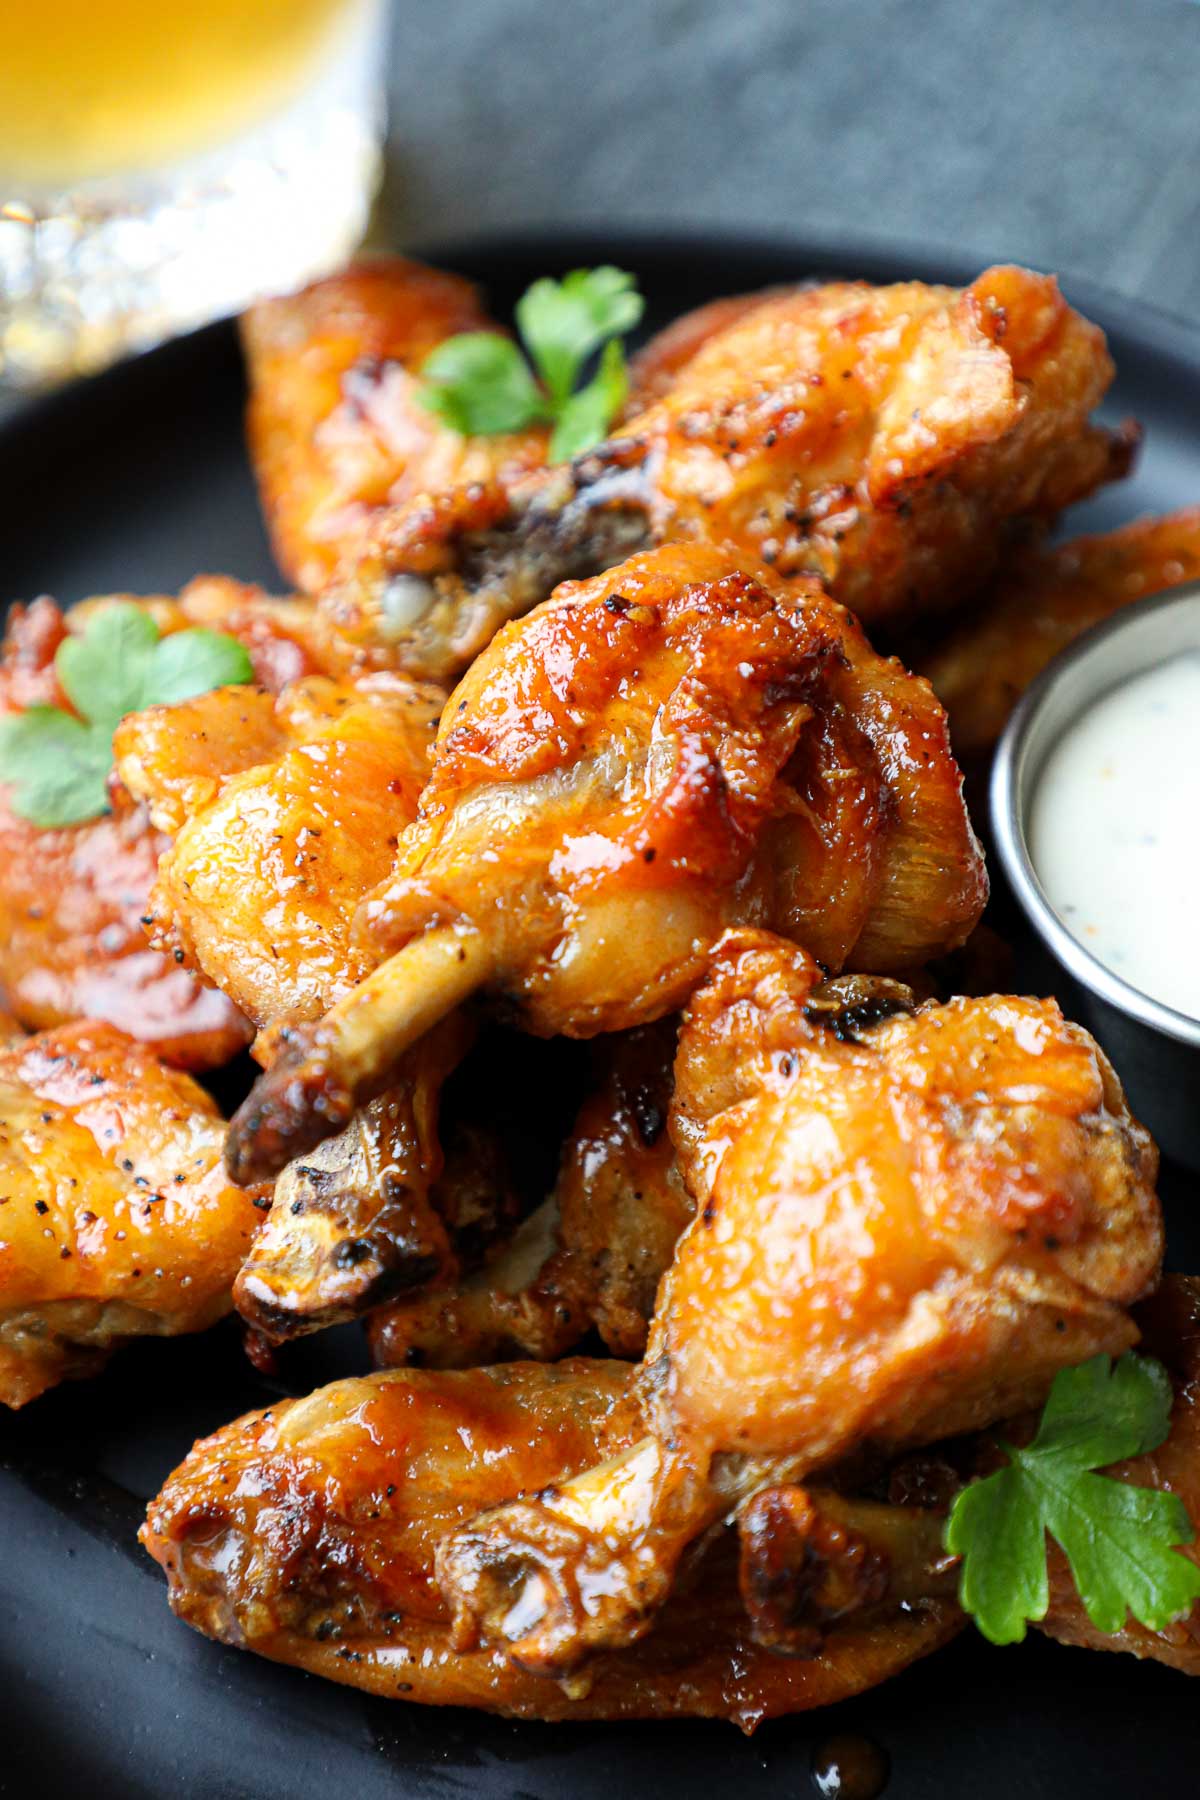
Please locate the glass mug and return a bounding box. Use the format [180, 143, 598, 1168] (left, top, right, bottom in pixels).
[0, 0, 387, 387]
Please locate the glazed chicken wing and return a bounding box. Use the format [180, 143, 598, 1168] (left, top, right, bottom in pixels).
[141, 1357, 961, 1727]
[0, 579, 321, 1067]
[369, 1018, 690, 1368]
[317, 266, 1132, 681]
[226, 542, 986, 1182]
[0, 1021, 267, 1407]
[436, 929, 1161, 1674]
[242, 257, 549, 599]
[920, 506, 1200, 757]
[116, 667, 471, 1337]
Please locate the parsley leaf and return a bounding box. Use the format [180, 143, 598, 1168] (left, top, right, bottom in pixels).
[0, 602, 254, 828]
[417, 266, 644, 462]
[945, 1351, 1200, 1645]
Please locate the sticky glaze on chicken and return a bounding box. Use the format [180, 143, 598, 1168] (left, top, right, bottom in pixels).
[241, 257, 550, 599]
[436, 929, 1161, 1674]
[921, 506, 1200, 757]
[0, 1021, 268, 1406]
[115, 668, 478, 1337]
[140, 1357, 962, 1727]
[317, 266, 1133, 681]
[0, 579, 326, 1067]
[225, 542, 986, 1183]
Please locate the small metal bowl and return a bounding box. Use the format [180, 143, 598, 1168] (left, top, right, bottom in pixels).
[991, 582, 1200, 1171]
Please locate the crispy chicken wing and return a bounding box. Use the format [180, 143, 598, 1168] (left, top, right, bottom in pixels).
[920, 507, 1200, 756]
[141, 1357, 961, 1727]
[369, 1018, 689, 1368]
[436, 929, 1161, 1674]
[116, 667, 465, 1338]
[0, 1021, 267, 1406]
[318, 266, 1132, 680]
[241, 257, 549, 598]
[0, 580, 321, 1067]
[226, 543, 985, 1182]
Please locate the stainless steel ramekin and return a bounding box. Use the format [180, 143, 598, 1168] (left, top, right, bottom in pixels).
[991, 582, 1200, 1171]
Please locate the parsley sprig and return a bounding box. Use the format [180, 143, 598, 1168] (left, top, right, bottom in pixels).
[418, 266, 644, 463]
[946, 1351, 1200, 1645]
[0, 602, 253, 828]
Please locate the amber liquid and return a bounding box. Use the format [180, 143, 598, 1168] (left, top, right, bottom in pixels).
[0, 0, 353, 183]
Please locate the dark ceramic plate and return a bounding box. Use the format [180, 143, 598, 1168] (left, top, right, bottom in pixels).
[0, 234, 1197, 1800]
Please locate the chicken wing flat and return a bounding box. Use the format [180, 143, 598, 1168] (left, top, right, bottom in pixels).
[116, 667, 465, 1338]
[226, 542, 986, 1182]
[141, 1358, 962, 1728]
[0, 1021, 268, 1406]
[0, 580, 322, 1067]
[318, 266, 1132, 680]
[369, 1018, 689, 1368]
[241, 257, 549, 598]
[920, 506, 1200, 757]
[436, 929, 1161, 1674]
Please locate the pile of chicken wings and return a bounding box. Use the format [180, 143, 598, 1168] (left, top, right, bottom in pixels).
[2, 257, 1198, 1730]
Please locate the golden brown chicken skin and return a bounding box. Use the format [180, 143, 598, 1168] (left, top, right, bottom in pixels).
[226, 542, 986, 1182]
[436, 929, 1161, 1675]
[141, 1358, 962, 1728]
[116, 667, 463, 1338]
[369, 1018, 690, 1368]
[0, 581, 321, 1068]
[242, 257, 549, 597]
[0, 1020, 268, 1407]
[317, 266, 1132, 681]
[920, 506, 1200, 757]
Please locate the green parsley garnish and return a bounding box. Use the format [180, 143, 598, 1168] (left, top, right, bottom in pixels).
[945, 1350, 1200, 1645]
[0, 602, 254, 828]
[418, 266, 645, 463]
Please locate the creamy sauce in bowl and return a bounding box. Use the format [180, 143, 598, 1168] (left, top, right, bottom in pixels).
[1028, 653, 1200, 1021]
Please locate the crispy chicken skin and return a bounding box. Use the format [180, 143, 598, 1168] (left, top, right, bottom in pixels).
[370, 1018, 690, 1368]
[0, 1021, 267, 1407]
[118, 671, 442, 1032]
[317, 266, 1131, 680]
[0, 581, 321, 1067]
[435, 930, 1161, 1674]
[241, 257, 549, 597]
[921, 507, 1200, 757]
[116, 667, 462, 1338]
[141, 1358, 962, 1727]
[226, 542, 985, 1182]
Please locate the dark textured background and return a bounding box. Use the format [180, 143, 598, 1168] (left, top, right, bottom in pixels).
[383, 0, 1200, 320]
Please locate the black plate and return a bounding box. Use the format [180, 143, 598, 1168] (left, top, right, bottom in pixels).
[1, 233, 1197, 1800]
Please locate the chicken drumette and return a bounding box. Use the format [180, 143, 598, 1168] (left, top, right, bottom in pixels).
[435, 929, 1161, 1674]
[225, 542, 986, 1183]
[316, 265, 1131, 681]
[115, 668, 480, 1337]
[141, 1355, 963, 1726]
[0, 1020, 268, 1406]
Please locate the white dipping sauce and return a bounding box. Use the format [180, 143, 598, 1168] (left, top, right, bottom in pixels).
[1029, 652, 1200, 1021]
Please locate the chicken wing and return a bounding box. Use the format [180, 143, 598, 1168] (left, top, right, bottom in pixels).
[141, 1357, 962, 1727]
[226, 542, 986, 1182]
[318, 266, 1132, 680]
[369, 1017, 689, 1367]
[436, 929, 1161, 1674]
[115, 667, 468, 1337]
[0, 580, 320, 1067]
[241, 257, 549, 598]
[0, 1020, 268, 1406]
[920, 507, 1200, 757]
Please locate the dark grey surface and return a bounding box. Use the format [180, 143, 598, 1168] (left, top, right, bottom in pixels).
[384, 0, 1200, 323]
